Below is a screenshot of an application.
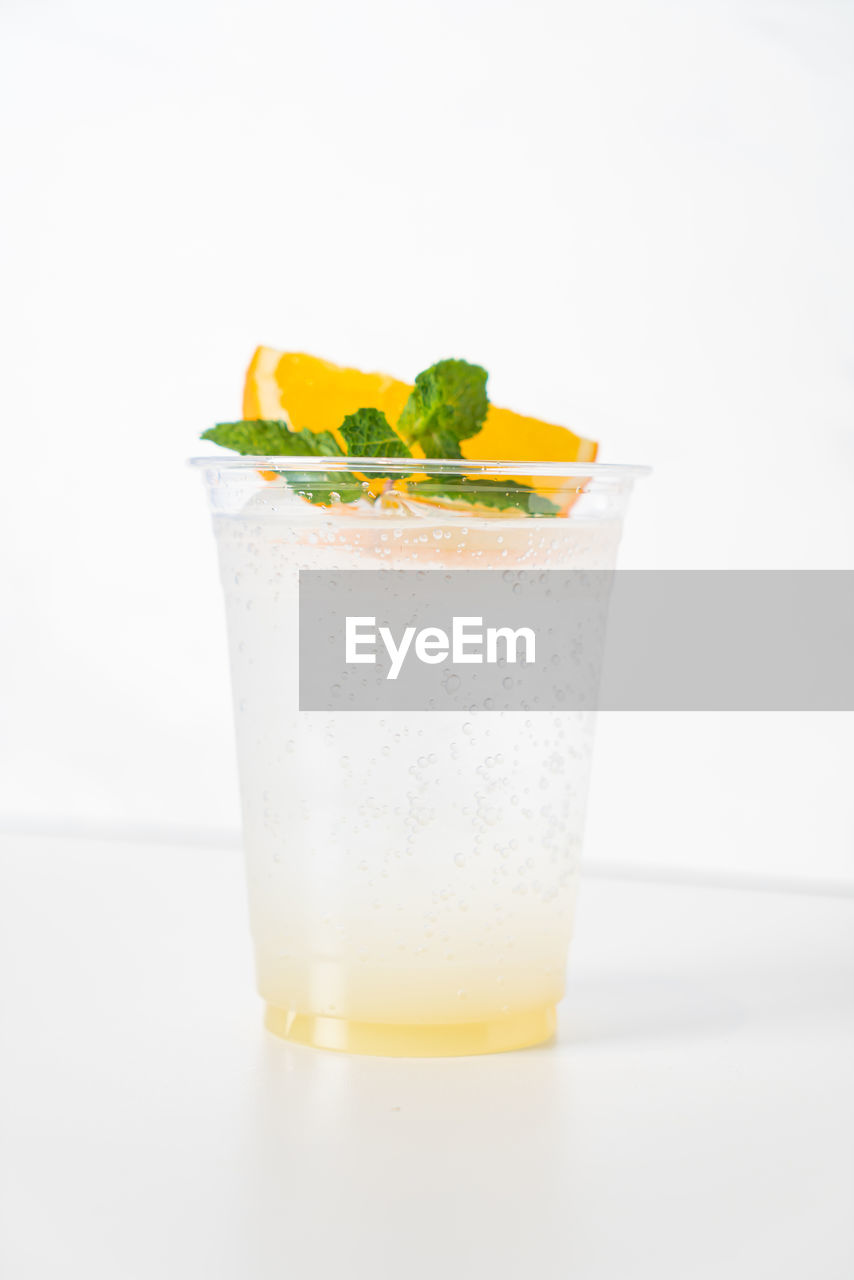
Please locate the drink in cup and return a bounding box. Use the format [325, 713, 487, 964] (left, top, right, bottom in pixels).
[194, 351, 644, 1054]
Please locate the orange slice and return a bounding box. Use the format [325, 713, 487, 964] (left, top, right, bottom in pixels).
[244, 348, 412, 447]
[461, 405, 596, 513]
[243, 347, 597, 512]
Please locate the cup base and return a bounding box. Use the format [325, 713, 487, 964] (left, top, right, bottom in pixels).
[263, 1003, 557, 1057]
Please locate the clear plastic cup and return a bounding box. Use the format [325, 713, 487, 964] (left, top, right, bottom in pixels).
[193, 457, 645, 1055]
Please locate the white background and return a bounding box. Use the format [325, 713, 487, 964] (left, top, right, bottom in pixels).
[1, 0, 852, 882]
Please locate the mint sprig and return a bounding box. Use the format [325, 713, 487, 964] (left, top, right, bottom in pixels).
[339, 407, 412, 476]
[396, 359, 488, 458]
[407, 475, 560, 516]
[202, 419, 343, 458]
[202, 419, 364, 503]
[202, 361, 558, 515]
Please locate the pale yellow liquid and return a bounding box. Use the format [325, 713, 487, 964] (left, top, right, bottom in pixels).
[264, 1003, 557, 1056]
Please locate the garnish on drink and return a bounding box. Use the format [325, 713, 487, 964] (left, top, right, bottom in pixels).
[202, 349, 598, 515]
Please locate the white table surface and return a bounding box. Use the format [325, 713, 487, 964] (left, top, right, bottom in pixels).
[1, 831, 852, 1280]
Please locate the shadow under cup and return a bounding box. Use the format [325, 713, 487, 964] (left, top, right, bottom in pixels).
[193, 457, 645, 1055]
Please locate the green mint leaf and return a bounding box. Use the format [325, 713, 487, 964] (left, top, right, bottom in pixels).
[201, 420, 365, 506]
[407, 475, 559, 516]
[202, 420, 344, 457]
[339, 407, 412, 478]
[396, 359, 489, 458]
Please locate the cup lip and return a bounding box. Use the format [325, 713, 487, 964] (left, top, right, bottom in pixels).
[189, 454, 651, 479]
